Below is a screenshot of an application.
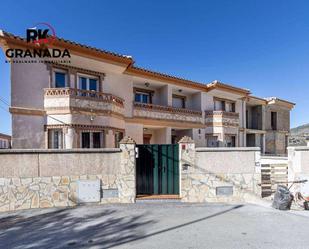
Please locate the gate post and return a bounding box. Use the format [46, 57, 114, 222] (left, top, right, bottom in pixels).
[119, 136, 136, 203]
[178, 136, 195, 201]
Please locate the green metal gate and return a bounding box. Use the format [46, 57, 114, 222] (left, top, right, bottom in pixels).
[136, 144, 179, 195]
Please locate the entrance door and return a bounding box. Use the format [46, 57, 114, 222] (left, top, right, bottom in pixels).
[136, 144, 179, 195]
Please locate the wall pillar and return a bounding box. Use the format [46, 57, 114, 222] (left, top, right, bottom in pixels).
[64, 127, 75, 149]
[119, 136, 136, 203]
[262, 134, 266, 154]
[178, 136, 195, 201]
[159, 85, 172, 106]
[105, 129, 115, 148]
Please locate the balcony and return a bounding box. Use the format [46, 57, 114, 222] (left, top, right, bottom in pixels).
[205, 111, 239, 127]
[44, 88, 124, 116]
[133, 102, 203, 124]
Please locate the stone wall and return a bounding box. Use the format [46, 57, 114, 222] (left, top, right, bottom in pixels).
[0, 135, 269, 213]
[179, 137, 261, 203]
[0, 137, 136, 212]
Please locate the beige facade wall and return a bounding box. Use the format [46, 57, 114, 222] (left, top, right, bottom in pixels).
[11, 63, 49, 109]
[125, 123, 143, 144]
[102, 73, 134, 117]
[12, 115, 46, 149]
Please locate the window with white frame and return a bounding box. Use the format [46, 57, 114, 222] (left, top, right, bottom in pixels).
[80, 131, 104, 148]
[54, 69, 68, 88]
[78, 75, 99, 95]
[48, 129, 63, 149]
[135, 91, 150, 104]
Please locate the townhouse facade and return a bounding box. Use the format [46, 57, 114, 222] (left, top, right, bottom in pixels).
[0, 31, 294, 154]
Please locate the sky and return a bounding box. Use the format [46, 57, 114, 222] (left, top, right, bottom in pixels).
[0, 0, 308, 135]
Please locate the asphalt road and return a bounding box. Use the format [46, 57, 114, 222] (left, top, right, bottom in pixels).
[0, 202, 309, 249]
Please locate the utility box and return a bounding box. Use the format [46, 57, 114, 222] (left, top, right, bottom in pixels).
[77, 180, 101, 203]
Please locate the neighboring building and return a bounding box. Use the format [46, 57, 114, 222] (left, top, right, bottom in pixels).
[0, 30, 295, 154]
[0, 133, 11, 149]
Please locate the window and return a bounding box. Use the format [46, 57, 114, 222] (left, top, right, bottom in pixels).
[48, 129, 63, 149]
[81, 131, 103, 148]
[206, 136, 219, 147]
[115, 131, 124, 148]
[92, 132, 102, 148]
[214, 100, 225, 111]
[81, 132, 90, 148]
[172, 95, 186, 108]
[226, 136, 236, 147]
[226, 102, 235, 112]
[214, 98, 235, 112]
[271, 112, 277, 130]
[54, 72, 66, 88]
[135, 92, 150, 104]
[78, 75, 98, 96]
[246, 110, 249, 128]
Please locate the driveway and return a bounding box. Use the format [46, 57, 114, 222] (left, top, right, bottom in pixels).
[0, 202, 308, 249]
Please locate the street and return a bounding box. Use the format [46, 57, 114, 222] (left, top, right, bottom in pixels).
[0, 202, 308, 249]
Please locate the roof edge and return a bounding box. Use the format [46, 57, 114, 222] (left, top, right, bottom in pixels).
[265, 97, 295, 108]
[125, 66, 208, 91]
[0, 30, 133, 66]
[207, 80, 251, 96]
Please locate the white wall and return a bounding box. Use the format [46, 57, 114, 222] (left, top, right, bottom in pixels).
[288, 147, 309, 196]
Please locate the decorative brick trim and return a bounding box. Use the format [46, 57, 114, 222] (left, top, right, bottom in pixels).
[10, 107, 45, 116]
[50, 63, 105, 78]
[119, 136, 136, 144]
[205, 122, 239, 128]
[45, 124, 124, 133]
[178, 136, 194, 144]
[205, 110, 239, 118]
[134, 102, 202, 116]
[44, 88, 124, 107]
[45, 107, 124, 119]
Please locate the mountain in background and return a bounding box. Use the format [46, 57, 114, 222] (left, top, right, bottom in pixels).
[291, 123, 309, 135]
[289, 123, 309, 146]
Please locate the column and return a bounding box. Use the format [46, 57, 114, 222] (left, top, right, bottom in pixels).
[119, 136, 136, 203]
[64, 127, 75, 149]
[178, 136, 195, 201]
[105, 129, 115, 148]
